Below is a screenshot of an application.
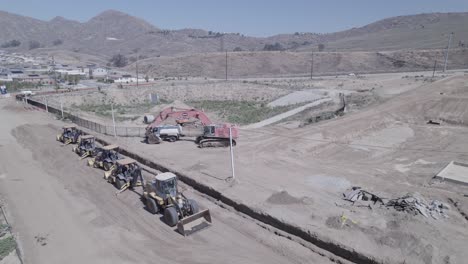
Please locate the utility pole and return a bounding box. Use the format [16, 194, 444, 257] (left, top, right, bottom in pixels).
[229, 126, 235, 180]
[52, 56, 58, 89]
[432, 60, 437, 78]
[443, 32, 453, 72]
[225, 50, 228, 81]
[136, 52, 139, 87]
[310, 52, 314, 79]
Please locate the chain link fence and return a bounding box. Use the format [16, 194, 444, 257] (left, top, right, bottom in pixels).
[18, 95, 146, 137]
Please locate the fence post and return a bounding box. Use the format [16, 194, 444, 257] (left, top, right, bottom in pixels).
[60, 99, 64, 119]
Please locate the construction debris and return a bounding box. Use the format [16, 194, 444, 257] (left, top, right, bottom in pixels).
[342, 187, 450, 220]
[386, 194, 450, 219]
[343, 187, 384, 205]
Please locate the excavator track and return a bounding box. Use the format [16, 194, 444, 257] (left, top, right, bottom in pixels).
[199, 138, 236, 148]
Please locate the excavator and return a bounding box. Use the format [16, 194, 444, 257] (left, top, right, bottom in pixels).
[145, 107, 239, 147]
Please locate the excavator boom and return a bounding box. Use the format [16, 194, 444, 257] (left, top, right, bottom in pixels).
[147, 107, 212, 129]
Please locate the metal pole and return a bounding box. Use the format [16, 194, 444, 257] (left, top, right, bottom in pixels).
[136, 52, 139, 87]
[310, 52, 314, 79]
[111, 104, 117, 137]
[432, 60, 437, 78]
[60, 98, 64, 118]
[443, 32, 453, 72]
[229, 127, 235, 180]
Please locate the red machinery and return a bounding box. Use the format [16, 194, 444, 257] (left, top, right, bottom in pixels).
[146, 107, 239, 147]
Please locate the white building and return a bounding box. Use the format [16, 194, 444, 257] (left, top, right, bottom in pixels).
[91, 67, 108, 78]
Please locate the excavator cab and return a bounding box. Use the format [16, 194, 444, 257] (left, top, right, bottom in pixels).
[73, 135, 97, 159]
[56, 125, 81, 145]
[143, 172, 212, 236]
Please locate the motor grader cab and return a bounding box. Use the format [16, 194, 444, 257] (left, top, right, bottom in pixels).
[105, 158, 143, 194]
[72, 135, 97, 159]
[56, 125, 81, 145]
[143, 172, 212, 236]
[88, 144, 122, 170]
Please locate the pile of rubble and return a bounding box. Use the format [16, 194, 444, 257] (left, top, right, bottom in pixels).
[342, 187, 450, 220]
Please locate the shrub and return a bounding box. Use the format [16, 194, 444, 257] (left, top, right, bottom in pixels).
[1, 40, 21, 48]
[28, 40, 41, 50]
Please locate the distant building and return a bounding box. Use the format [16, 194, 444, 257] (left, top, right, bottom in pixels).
[91, 67, 108, 79]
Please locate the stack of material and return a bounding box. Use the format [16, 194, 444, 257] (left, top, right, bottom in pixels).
[385, 193, 450, 219]
[342, 187, 384, 205]
[342, 188, 450, 220]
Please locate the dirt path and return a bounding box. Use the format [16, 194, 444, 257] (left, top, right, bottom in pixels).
[0, 100, 333, 264]
[243, 98, 332, 129]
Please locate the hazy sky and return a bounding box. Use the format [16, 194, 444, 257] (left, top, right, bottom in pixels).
[0, 0, 467, 36]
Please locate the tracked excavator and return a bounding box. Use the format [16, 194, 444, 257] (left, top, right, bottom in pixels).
[145, 107, 238, 147]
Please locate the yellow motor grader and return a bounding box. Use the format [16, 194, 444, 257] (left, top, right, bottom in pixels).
[143, 172, 212, 236]
[104, 158, 144, 193]
[88, 144, 122, 170]
[56, 125, 81, 145]
[72, 135, 97, 160]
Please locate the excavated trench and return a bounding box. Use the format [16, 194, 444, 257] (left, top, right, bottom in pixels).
[21, 96, 383, 264]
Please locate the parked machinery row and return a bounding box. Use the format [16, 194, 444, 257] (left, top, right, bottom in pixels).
[56, 125, 212, 236]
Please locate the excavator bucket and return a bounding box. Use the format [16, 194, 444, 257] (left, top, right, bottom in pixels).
[177, 209, 212, 236]
[147, 133, 162, 144]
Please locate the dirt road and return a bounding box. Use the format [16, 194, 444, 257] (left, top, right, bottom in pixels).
[0, 100, 333, 264]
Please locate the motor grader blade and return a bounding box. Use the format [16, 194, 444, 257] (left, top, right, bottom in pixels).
[79, 152, 90, 160]
[87, 158, 95, 167]
[103, 167, 114, 180]
[177, 209, 212, 236]
[62, 139, 72, 146]
[115, 182, 130, 195]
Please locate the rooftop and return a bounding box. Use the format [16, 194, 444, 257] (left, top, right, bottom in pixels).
[155, 172, 177, 181]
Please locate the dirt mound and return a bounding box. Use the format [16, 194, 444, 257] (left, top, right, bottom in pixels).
[266, 191, 303, 205]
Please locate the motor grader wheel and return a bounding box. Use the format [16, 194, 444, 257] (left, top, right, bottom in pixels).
[103, 162, 111, 171]
[115, 179, 125, 190]
[164, 207, 178, 227]
[146, 197, 158, 214]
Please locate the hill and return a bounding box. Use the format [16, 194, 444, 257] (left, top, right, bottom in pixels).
[0, 10, 467, 59]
